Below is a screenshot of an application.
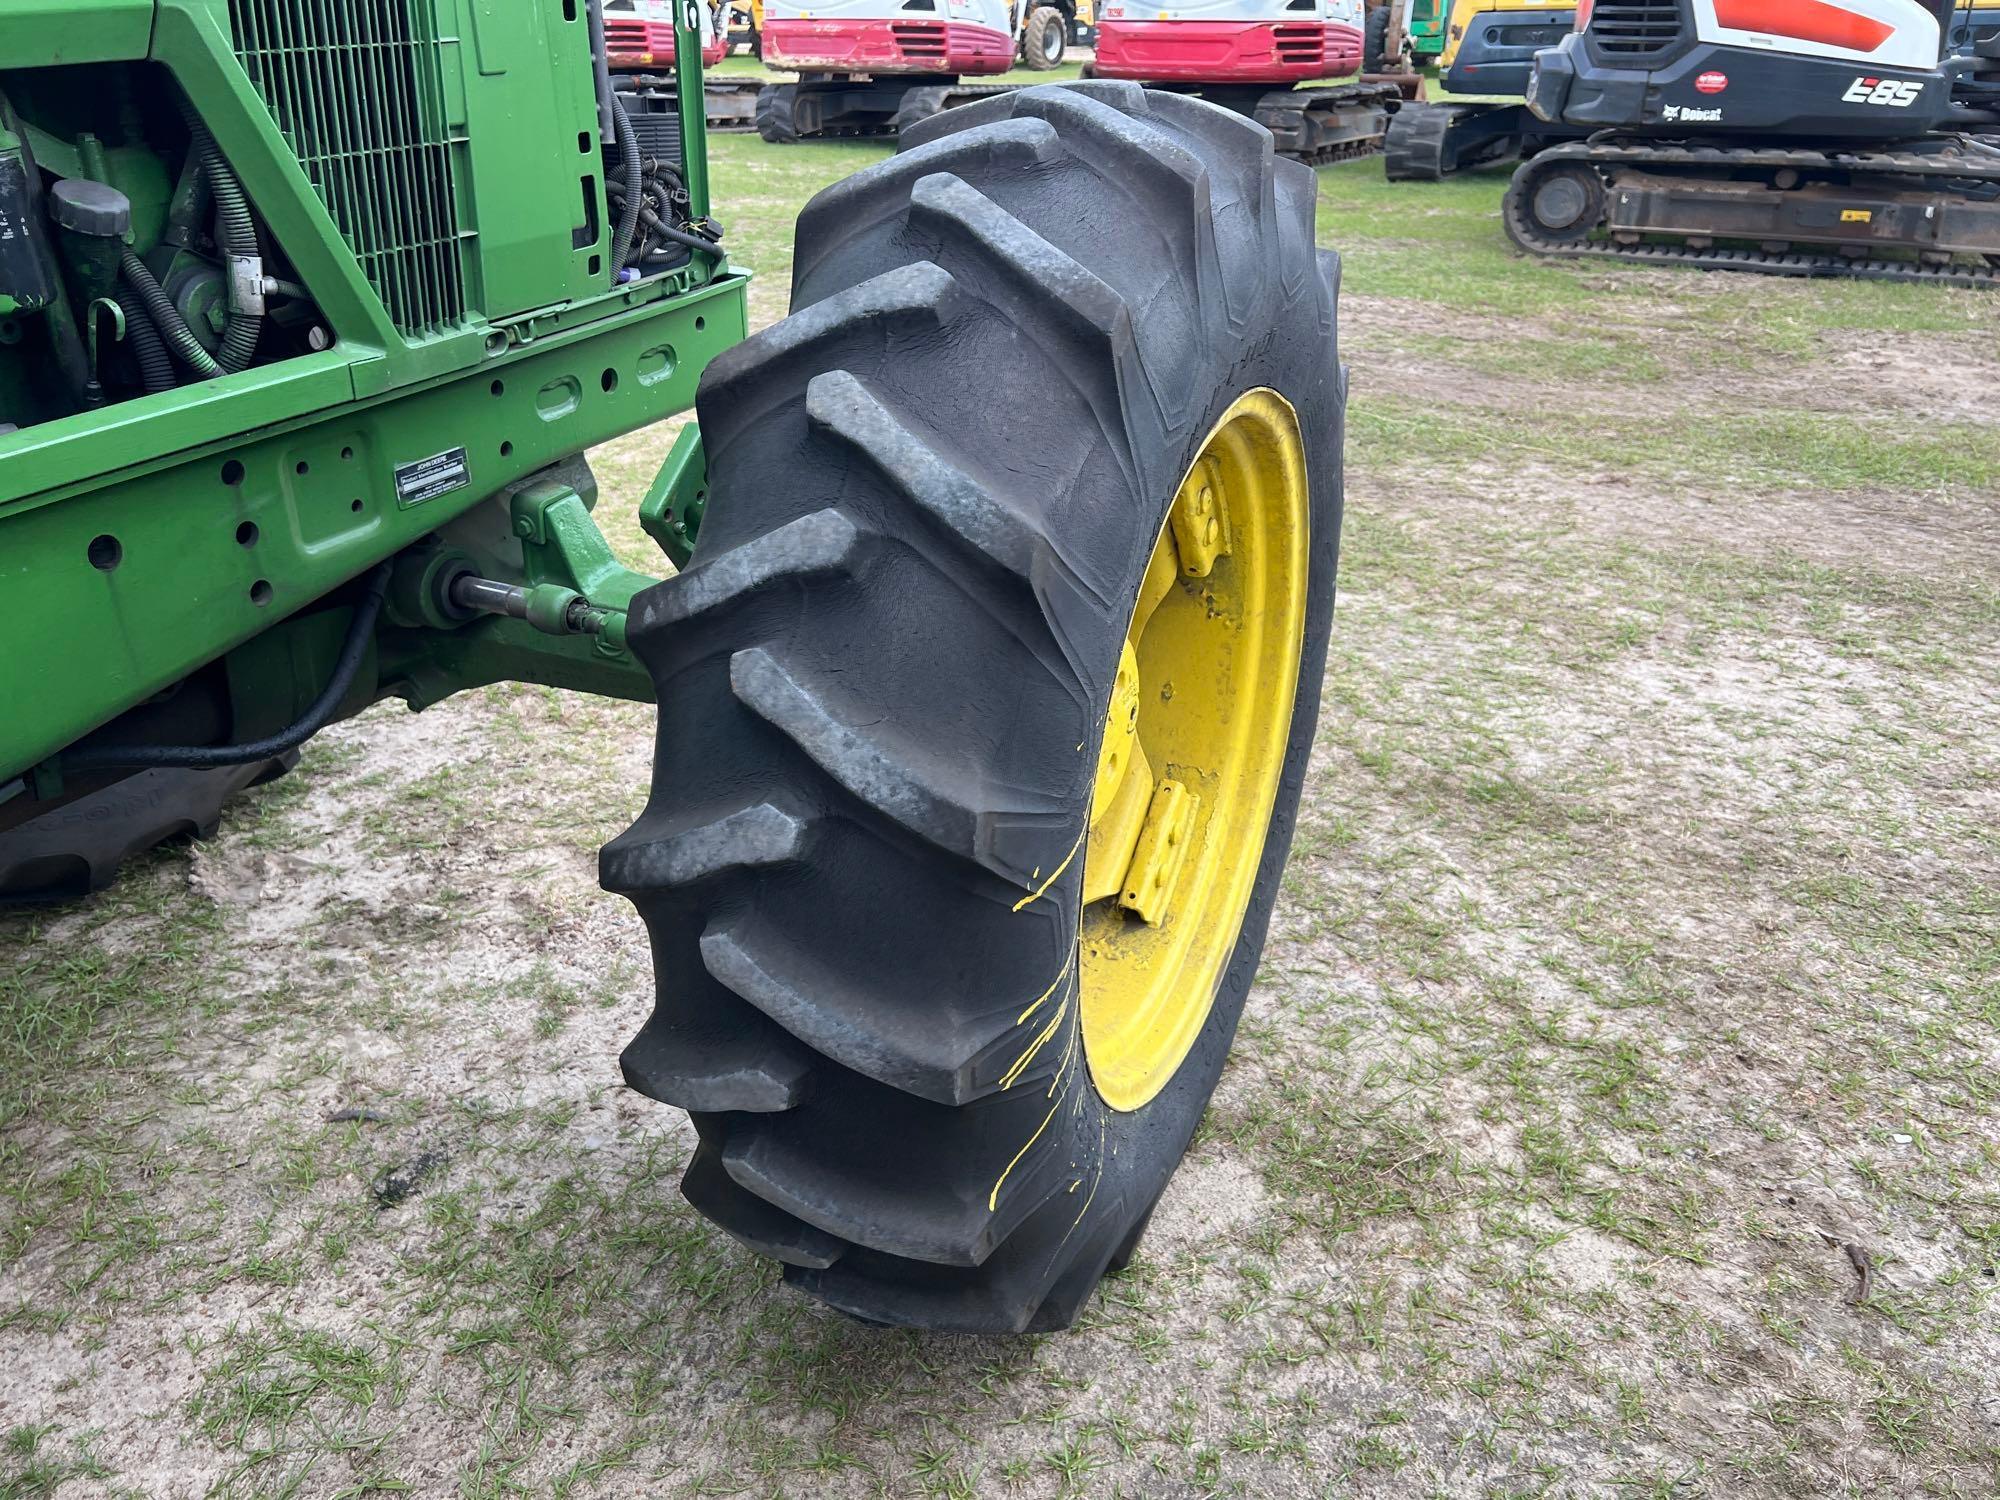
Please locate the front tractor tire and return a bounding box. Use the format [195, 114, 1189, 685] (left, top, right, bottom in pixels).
[601, 82, 1346, 1332]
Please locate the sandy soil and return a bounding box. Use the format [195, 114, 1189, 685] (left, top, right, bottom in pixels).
[2, 167, 1998, 1499]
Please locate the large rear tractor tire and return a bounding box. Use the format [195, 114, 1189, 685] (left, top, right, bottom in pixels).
[601, 81, 1346, 1332]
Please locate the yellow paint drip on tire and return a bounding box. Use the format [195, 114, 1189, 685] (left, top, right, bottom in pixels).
[1077, 389, 1309, 1112]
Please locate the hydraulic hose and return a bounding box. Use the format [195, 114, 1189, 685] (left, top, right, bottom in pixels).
[636, 208, 723, 262]
[118, 250, 221, 379]
[63, 563, 393, 773]
[585, 0, 619, 144]
[176, 97, 264, 372]
[609, 91, 643, 276]
[119, 280, 178, 394]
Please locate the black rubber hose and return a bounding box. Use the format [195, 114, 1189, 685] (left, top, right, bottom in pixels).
[197, 128, 256, 258]
[637, 211, 722, 261]
[200, 146, 262, 371]
[585, 0, 618, 143]
[119, 281, 177, 394]
[176, 97, 263, 372]
[118, 250, 221, 379]
[63, 563, 393, 772]
[610, 92, 643, 276]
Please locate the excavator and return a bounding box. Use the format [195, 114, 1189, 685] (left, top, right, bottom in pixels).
[605, 0, 729, 67]
[1506, 0, 2000, 282]
[1091, 0, 1406, 163]
[752, 0, 1015, 141]
[1383, 0, 1581, 178]
[1949, 0, 2000, 50]
[605, 1, 764, 133]
[751, 0, 1083, 141]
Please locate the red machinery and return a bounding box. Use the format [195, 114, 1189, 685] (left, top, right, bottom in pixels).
[605, 0, 730, 68]
[755, 0, 1027, 140]
[1093, 0, 1401, 162]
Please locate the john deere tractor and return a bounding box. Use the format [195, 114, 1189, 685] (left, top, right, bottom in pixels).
[0, 0, 1346, 1332]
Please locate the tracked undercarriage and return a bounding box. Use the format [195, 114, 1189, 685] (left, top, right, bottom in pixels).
[1505, 137, 2000, 286]
[1246, 81, 1406, 165]
[753, 77, 1024, 141]
[1510, 0, 2000, 283]
[750, 74, 1405, 159]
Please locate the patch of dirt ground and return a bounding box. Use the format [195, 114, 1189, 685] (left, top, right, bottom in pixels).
[3, 204, 1998, 1499]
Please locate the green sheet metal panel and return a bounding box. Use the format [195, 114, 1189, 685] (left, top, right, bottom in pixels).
[0, 280, 748, 779]
[0, 1, 155, 70]
[217, 0, 608, 330]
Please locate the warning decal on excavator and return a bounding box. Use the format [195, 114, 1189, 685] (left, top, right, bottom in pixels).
[1840, 209, 1873, 223]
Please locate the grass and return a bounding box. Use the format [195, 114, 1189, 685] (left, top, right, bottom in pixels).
[3, 102, 2000, 1499]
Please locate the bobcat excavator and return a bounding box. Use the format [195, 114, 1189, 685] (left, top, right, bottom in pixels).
[1506, 0, 2000, 281]
[1383, 0, 1583, 178]
[1091, 0, 1406, 163]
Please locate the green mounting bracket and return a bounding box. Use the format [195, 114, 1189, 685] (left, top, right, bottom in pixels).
[511, 480, 658, 657]
[377, 478, 664, 712]
[640, 424, 707, 569]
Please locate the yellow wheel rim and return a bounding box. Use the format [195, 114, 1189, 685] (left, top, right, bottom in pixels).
[1077, 388, 1310, 1112]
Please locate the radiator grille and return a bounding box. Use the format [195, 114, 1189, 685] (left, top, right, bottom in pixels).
[228, 0, 469, 336]
[1587, 0, 1684, 56]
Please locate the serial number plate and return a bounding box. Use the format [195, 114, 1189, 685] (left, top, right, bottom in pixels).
[394, 446, 470, 508]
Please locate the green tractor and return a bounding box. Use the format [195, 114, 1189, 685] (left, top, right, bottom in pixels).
[0, 0, 1347, 1332]
[1364, 0, 1449, 72]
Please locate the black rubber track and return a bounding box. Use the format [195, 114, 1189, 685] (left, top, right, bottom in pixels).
[1503, 140, 2000, 285]
[1382, 101, 1451, 182]
[0, 755, 295, 903]
[890, 86, 954, 139]
[602, 81, 1346, 1332]
[754, 83, 799, 144]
